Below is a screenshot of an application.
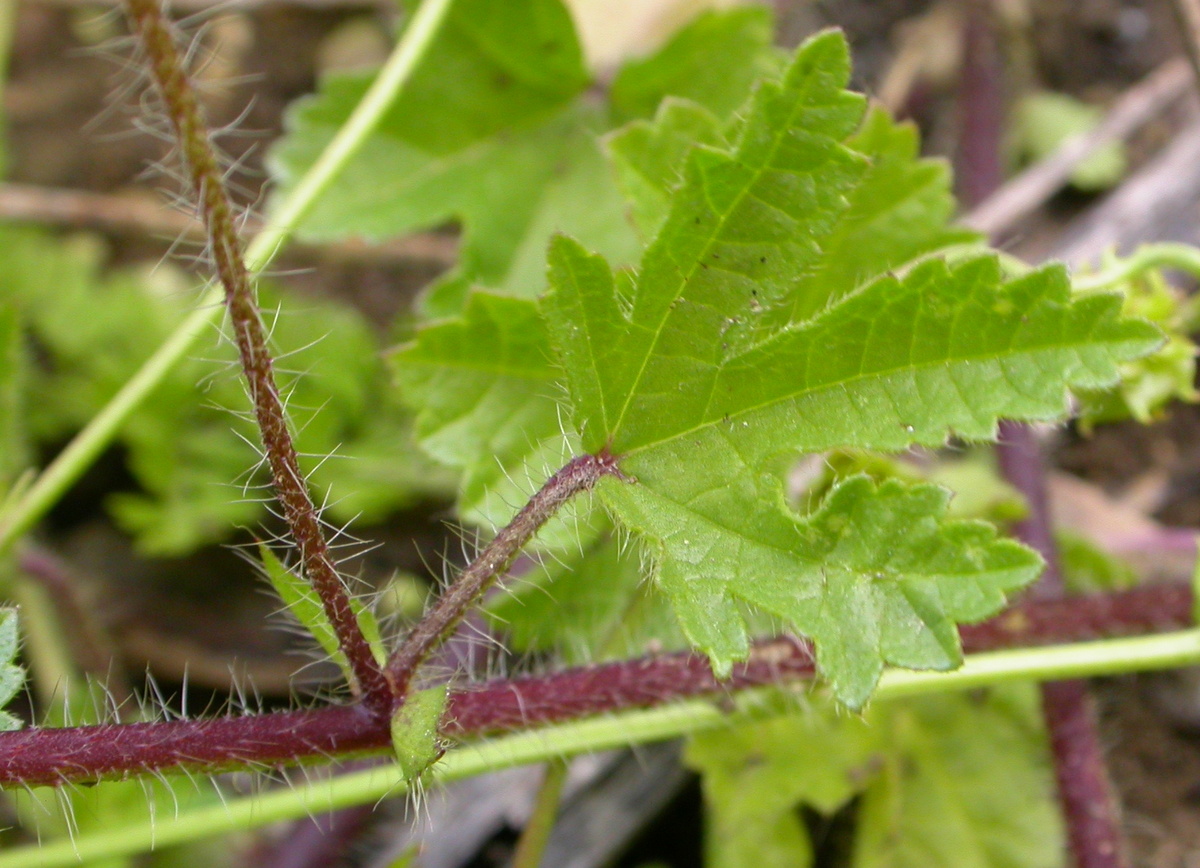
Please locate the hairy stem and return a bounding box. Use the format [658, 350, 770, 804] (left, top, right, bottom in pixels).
[0, 581, 1191, 789]
[1041, 679, 1127, 866]
[0, 0, 454, 558]
[386, 452, 623, 699]
[999, 422, 1130, 868]
[121, 0, 390, 709]
[10, 623, 1200, 868]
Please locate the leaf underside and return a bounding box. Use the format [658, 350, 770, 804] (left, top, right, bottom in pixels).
[542, 31, 1160, 705]
[382, 19, 1161, 705]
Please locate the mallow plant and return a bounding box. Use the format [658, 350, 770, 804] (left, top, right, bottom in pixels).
[0, 1, 1198, 865]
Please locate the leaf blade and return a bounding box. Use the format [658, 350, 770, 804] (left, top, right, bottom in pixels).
[0, 608, 24, 731]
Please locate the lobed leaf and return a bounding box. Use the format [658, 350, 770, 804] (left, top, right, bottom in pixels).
[609, 6, 782, 122]
[544, 31, 1162, 704]
[390, 291, 573, 534]
[607, 475, 1041, 706]
[382, 8, 798, 544]
[546, 31, 869, 451]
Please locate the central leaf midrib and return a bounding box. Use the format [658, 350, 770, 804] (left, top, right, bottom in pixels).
[621, 323, 1116, 461]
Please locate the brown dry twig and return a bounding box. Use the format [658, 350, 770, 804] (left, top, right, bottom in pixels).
[964, 57, 1193, 240]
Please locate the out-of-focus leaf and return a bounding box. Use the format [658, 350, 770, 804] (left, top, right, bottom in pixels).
[1075, 265, 1198, 428]
[852, 687, 1063, 868]
[686, 700, 883, 868]
[1013, 91, 1126, 191]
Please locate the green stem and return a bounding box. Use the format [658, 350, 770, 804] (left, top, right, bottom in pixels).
[11, 627, 1200, 868]
[874, 628, 1200, 696]
[1071, 242, 1200, 293]
[510, 759, 569, 868]
[0, 0, 456, 557]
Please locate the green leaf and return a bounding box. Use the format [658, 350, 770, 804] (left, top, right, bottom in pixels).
[391, 684, 448, 781]
[686, 688, 1061, 868]
[1013, 91, 1126, 191]
[271, 4, 791, 315]
[852, 687, 1062, 868]
[270, 0, 643, 310]
[609, 6, 782, 122]
[281, 0, 586, 164]
[391, 290, 584, 542]
[610, 475, 1041, 706]
[0, 224, 436, 554]
[0, 307, 28, 493]
[592, 257, 1155, 702]
[487, 530, 684, 664]
[543, 31, 1161, 704]
[0, 608, 23, 731]
[685, 700, 883, 868]
[545, 31, 870, 450]
[554, 244, 1159, 468]
[606, 97, 727, 239]
[605, 101, 972, 319]
[1075, 265, 1198, 428]
[788, 105, 977, 322]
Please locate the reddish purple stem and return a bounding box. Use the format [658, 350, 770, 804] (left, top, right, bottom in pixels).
[121, 0, 392, 711]
[385, 452, 622, 702]
[958, 1, 1129, 861]
[0, 582, 1191, 789]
